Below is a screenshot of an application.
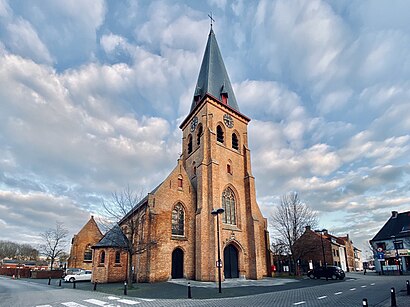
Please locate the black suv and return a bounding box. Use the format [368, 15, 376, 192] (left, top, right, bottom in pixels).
[307, 266, 345, 280]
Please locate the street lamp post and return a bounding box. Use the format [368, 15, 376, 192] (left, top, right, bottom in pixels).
[211, 208, 224, 293]
[315, 229, 328, 280]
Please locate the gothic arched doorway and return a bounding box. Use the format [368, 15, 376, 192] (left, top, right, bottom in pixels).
[171, 248, 184, 279]
[224, 244, 239, 278]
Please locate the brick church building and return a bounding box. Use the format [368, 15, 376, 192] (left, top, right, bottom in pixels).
[69, 27, 270, 283]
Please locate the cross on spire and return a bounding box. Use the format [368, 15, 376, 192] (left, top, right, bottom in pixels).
[208, 12, 215, 29]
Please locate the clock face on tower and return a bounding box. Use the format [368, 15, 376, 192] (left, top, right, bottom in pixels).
[223, 114, 234, 128]
[190, 116, 198, 132]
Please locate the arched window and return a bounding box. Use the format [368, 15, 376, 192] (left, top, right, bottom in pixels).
[197, 125, 203, 145]
[187, 134, 193, 154]
[217, 125, 224, 143]
[100, 251, 105, 264]
[193, 161, 196, 175]
[232, 133, 239, 150]
[137, 214, 145, 243]
[227, 163, 232, 174]
[172, 203, 185, 236]
[115, 251, 121, 264]
[178, 175, 183, 188]
[83, 244, 92, 261]
[222, 188, 236, 225]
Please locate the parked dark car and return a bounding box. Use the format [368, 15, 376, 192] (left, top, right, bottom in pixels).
[307, 266, 345, 280]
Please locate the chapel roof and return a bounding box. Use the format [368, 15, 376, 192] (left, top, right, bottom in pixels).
[93, 224, 128, 249]
[190, 28, 239, 112]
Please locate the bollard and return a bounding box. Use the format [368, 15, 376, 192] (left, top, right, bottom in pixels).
[124, 281, 127, 295]
[362, 298, 368, 306]
[407, 280, 410, 295]
[58, 279, 61, 287]
[391, 287, 397, 307]
[73, 280, 76, 289]
[188, 282, 192, 299]
[48, 277, 51, 285]
[93, 282, 97, 291]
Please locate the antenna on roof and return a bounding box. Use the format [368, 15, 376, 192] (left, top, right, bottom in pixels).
[208, 12, 215, 29]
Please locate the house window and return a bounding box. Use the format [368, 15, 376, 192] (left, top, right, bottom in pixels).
[83, 244, 92, 261]
[188, 135, 193, 154]
[217, 125, 224, 143]
[232, 133, 239, 150]
[178, 176, 183, 188]
[222, 187, 236, 225]
[197, 125, 203, 145]
[115, 251, 121, 264]
[394, 241, 404, 250]
[172, 203, 185, 236]
[100, 251, 105, 264]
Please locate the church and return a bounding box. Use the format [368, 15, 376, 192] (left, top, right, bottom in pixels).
[69, 27, 271, 283]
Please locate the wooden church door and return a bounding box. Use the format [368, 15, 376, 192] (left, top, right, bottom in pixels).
[171, 248, 184, 279]
[224, 244, 239, 278]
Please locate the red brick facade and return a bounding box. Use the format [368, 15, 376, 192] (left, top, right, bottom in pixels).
[68, 216, 103, 270]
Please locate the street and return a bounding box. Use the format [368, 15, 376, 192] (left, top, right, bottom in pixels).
[0, 273, 409, 306]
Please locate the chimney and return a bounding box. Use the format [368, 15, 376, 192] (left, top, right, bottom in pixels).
[392, 211, 398, 219]
[305, 225, 311, 232]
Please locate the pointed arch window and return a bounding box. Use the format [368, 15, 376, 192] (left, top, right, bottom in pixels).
[187, 134, 193, 154]
[197, 125, 203, 145]
[100, 251, 105, 264]
[217, 125, 224, 143]
[232, 133, 239, 150]
[84, 244, 92, 261]
[172, 203, 185, 236]
[222, 187, 236, 225]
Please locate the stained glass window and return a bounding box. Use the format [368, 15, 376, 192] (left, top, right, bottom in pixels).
[172, 203, 184, 236]
[222, 188, 236, 225]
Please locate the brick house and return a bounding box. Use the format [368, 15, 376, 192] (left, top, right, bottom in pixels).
[67, 216, 103, 270]
[293, 226, 356, 273]
[89, 28, 270, 283]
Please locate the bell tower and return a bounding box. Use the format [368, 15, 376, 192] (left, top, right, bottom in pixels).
[179, 28, 269, 281]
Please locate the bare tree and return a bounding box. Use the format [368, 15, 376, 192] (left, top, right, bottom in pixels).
[270, 192, 318, 274]
[0, 241, 39, 261]
[17, 243, 39, 260]
[0, 241, 19, 259]
[100, 185, 146, 287]
[39, 222, 68, 270]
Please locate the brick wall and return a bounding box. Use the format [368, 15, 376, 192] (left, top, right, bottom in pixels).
[68, 216, 103, 270]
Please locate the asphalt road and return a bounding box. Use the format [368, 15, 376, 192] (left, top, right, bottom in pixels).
[1, 273, 409, 306]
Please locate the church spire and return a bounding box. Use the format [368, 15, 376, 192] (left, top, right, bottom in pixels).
[190, 28, 239, 112]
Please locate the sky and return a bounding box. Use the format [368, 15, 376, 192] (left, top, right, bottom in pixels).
[0, 0, 409, 256]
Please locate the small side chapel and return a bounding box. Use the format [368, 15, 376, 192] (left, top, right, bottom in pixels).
[70, 27, 270, 283]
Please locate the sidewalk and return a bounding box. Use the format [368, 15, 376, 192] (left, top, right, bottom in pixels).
[19, 276, 307, 299]
[375, 287, 410, 307]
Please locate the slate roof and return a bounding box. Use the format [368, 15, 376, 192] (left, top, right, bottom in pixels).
[93, 224, 128, 249]
[118, 182, 162, 225]
[190, 28, 239, 112]
[371, 211, 410, 241]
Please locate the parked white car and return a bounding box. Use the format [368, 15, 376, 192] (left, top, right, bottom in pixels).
[64, 270, 92, 282]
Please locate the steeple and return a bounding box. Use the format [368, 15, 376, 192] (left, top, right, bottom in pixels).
[190, 28, 239, 112]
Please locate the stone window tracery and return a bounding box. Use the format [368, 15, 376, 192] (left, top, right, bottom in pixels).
[222, 187, 236, 225]
[172, 203, 185, 236]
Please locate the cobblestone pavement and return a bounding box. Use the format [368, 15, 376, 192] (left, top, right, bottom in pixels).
[2, 273, 410, 306]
